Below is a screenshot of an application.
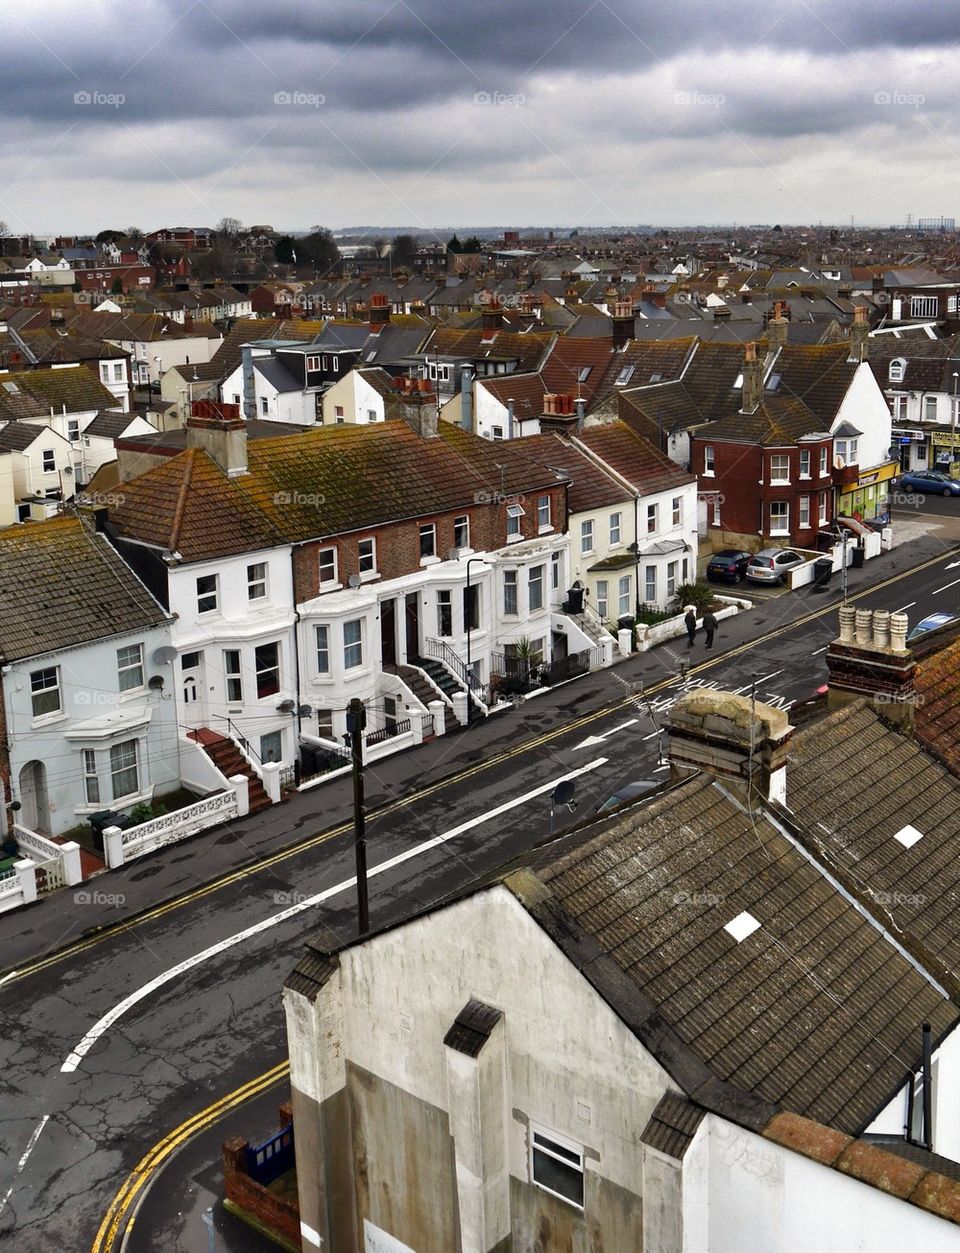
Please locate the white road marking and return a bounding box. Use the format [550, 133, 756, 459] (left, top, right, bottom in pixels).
[811, 646, 828, 656]
[60, 759, 609, 1074]
[933, 579, 960, 596]
[0, 1116, 50, 1216]
[894, 602, 916, 613]
[572, 719, 638, 750]
[731, 670, 782, 695]
[642, 731, 661, 741]
[653, 765, 670, 773]
[945, 561, 960, 570]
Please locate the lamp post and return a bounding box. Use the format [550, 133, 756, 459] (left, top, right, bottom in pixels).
[449, 549, 494, 727]
[952, 371, 958, 470]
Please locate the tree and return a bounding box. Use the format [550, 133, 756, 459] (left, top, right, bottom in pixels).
[301, 226, 341, 275]
[462, 235, 483, 253]
[125, 226, 143, 243]
[391, 234, 418, 268]
[274, 235, 297, 265]
[215, 216, 243, 242]
[95, 229, 125, 245]
[111, 278, 124, 294]
[447, 233, 463, 253]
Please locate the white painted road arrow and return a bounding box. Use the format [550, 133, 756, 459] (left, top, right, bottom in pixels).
[573, 718, 638, 750]
[945, 560, 960, 570]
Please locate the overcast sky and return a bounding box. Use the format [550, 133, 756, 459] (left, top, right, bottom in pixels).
[3, 0, 956, 238]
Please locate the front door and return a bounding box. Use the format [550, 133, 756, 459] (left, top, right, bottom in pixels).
[404, 593, 419, 661]
[380, 599, 397, 668]
[180, 650, 204, 729]
[19, 760, 50, 833]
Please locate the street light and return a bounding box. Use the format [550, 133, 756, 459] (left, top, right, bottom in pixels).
[952, 371, 958, 468]
[447, 549, 495, 726]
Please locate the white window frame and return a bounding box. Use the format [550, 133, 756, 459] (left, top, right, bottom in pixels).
[254, 641, 281, 699]
[703, 444, 715, 476]
[41, 449, 56, 473]
[609, 511, 622, 546]
[818, 492, 828, 525]
[83, 748, 100, 804]
[358, 537, 377, 575]
[889, 359, 905, 382]
[196, 573, 218, 614]
[666, 561, 678, 598]
[315, 625, 330, 675]
[437, 590, 453, 636]
[247, 561, 268, 601]
[529, 564, 544, 612]
[819, 446, 829, 477]
[537, 495, 551, 531]
[911, 295, 938, 319]
[305, 354, 321, 371]
[503, 569, 518, 615]
[343, 618, 363, 670]
[923, 396, 938, 424]
[30, 665, 61, 719]
[419, 522, 436, 559]
[67, 418, 81, 442]
[530, 1127, 585, 1210]
[618, 575, 631, 617]
[645, 565, 656, 603]
[506, 502, 525, 540]
[117, 643, 144, 693]
[799, 495, 810, 529]
[770, 453, 790, 484]
[671, 497, 682, 527]
[224, 648, 243, 702]
[318, 547, 338, 585]
[799, 448, 811, 478]
[110, 739, 140, 801]
[454, 514, 470, 549]
[646, 502, 658, 534]
[596, 579, 608, 619]
[770, 501, 790, 536]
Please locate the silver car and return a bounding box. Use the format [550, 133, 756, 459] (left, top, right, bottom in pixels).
[746, 547, 806, 584]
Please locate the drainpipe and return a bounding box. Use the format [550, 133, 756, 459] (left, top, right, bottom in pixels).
[460, 365, 474, 432]
[633, 493, 641, 614]
[922, 1023, 933, 1151]
[507, 399, 515, 441]
[290, 546, 304, 781]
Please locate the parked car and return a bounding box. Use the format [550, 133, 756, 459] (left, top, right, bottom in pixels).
[896, 469, 960, 497]
[706, 549, 753, 583]
[746, 548, 806, 584]
[907, 611, 958, 641]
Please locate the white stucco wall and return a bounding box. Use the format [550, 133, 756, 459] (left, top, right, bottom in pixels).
[684, 1114, 959, 1253]
[833, 362, 894, 473]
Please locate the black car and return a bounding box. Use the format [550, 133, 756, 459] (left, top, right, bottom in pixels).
[706, 549, 752, 583]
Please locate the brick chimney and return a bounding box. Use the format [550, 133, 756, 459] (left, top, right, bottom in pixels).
[368, 291, 390, 331]
[765, 300, 789, 351]
[848, 305, 869, 364]
[186, 401, 247, 476]
[391, 377, 438, 439]
[826, 605, 916, 728]
[481, 301, 505, 333]
[611, 299, 636, 351]
[740, 341, 764, 413]
[666, 689, 794, 805]
[540, 392, 579, 435]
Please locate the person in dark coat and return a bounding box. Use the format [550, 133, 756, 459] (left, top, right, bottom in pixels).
[702, 608, 718, 649]
[684, 606, 697, 648]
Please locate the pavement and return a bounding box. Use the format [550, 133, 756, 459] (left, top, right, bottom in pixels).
[3, 503, 960, 1253]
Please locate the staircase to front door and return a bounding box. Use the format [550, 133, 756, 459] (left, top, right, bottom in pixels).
[188, 729, 273, 814]
[389, 665, 456, 734]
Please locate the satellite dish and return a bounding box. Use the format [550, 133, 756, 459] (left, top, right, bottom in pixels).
[347, 573, 362, 588]
[277, 699, 296, 713]
[552, 779, 576, 808]
[833, 455, 845, 470]
[297, 703, 313, 717]
[147, 674, 165, 690]
[152, 646, 178, 665]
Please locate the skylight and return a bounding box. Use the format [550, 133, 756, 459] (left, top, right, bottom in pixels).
[893, 824, 924, 848]
[615, 365, 635, 386]
[577, 366, 592, 382]
[723, 911, 761, 943]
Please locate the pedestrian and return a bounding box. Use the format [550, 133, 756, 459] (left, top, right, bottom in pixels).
[684, 605, 697, 648]
[702, 608, 718, 650]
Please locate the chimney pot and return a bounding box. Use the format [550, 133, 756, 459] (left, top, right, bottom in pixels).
[855, 608, 873, 647]
[838, 604, 856, 643]
[890, 612, 909, 651]
[872, 609, 891, 649]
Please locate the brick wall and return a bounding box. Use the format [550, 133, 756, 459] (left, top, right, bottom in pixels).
[293, 486, 568, 603]
[222, 1103, 301, 1251]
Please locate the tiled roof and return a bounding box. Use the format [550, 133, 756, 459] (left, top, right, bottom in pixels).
[704, 395, 824, 446]
[914, 635, 960, 773]
[788, 701, 960, 999]
[480, 372, 546, 422]
[0, 365, 118, 419]
[529, 773, 957, 1135]
[575, 421, 695, 494]
[641, 1093, 705, 1159]
[518, 433, 627, 512]
[423, 327, 553, 373]
[772, 343, 859, 428]
[110, 420, 563, 560]
[84, 410, 143, 439]
[0, 423, 45, 451]
[0, 516, 167, 660]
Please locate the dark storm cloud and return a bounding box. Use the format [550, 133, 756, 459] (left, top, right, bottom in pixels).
[1, 0, 958, 229]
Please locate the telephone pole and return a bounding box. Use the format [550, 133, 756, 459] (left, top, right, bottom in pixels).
[348, 697, 369, 935]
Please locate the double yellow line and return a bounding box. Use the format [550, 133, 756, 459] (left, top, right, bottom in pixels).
[86, 541, 959, 1251]
[7, 540, 957, 993]
[90, 1060, 290, 1253]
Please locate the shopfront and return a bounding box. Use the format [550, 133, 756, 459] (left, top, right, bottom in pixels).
[930, 430, 960, 469]
[837, 461, 898, 526]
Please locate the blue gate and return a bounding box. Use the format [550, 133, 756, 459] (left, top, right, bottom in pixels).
[245, 1124, 295, 1186]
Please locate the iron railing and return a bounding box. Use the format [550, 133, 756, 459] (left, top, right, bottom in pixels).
[424, 637, 485, 694]
[366, 718, 411, 746]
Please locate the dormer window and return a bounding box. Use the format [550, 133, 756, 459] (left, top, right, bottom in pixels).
[888, 358, 905, 383]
